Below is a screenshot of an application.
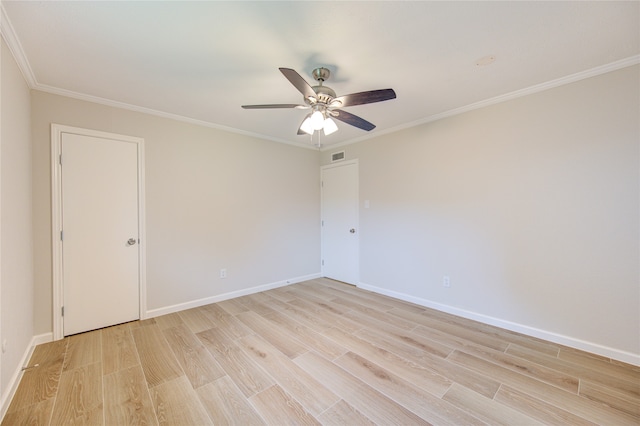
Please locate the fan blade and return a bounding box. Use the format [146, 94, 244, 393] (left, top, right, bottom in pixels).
[279, 68, 317, 100]
[242, 104, 303, 109]
[331, 89, 396, 107]
[332, 110, 376, 131]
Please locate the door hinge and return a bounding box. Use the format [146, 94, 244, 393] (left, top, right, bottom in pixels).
[61, 306, 64, 317]
[59, 154, 62, 165]
[321, 220, 324, 227]
[322, 259, 324, 266]
[60, 231, 64, 241]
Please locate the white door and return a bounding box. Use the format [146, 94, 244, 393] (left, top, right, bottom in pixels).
[321, 161, 359, 284]
[61, 132, 140, 336]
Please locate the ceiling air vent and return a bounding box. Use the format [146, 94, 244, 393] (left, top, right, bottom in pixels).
[331, 151, 345, 162]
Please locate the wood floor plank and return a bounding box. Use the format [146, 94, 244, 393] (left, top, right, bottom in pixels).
[312, 280, 397, 312]
[196, 376, 266, 426]
[149, 376, 212, 425]
[265, 297, 335, 334]
[264, 286, 298, 303]
[334, 297, 418, 331]
[289, 283, 341, 302]
[197, 327, 275, 397]
[249, 384, 320, 425]
[236, 293, 285, 318]
[102, 324, 139, 375]
[494, 384, 598, 426]
[236, 311, 308, 358]
[294, 351, 430, 425]
[315, 278, 429, 313]
[63, 330, 102, 372]
[443, 383, 544, 426]
[177, 307, 216, 334]
[50, 362, 103, 425]
[132, 325, 183, 388]
[579, 380, 640, 417]
[1, 398, 54, 426]
[103, 365, 158, 426]
[201, 303, 253, 339]
[263, 309, 348, 360]
[238, 333, 339, 416]
[354, 321, 453, 360]
[287, 297, 363, 334]
[27, 338, 69, 367]
[418, 306, 561, 357]
[162, 324, 226, 389]
[335, 351, 484, 425]
[152, 312, 184, 331]
[391, 308, 510, 351]
[611, 358, 640, 373]
[285, 287, 352, 315]
[449, 349, 640, 425]
[323, 326, 455, 397]
[506, 343, 640, 398]
[5, 340, 67, 413]
[352, 326, 501, 399]
[5, 278, 639, 425]
[317, 399, 376, 425]
[461, 342, 580, 393]
[559, 346, 640, 384]
[130, 318, 157, 329]
[216, 297, 251, 316]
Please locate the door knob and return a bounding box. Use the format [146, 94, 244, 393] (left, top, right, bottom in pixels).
[350, 228, 356, 234]
[127, 238, 137, 246]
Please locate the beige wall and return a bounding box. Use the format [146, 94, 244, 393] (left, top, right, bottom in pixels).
[7, 41, 640, 366]
[321, 65, 640, 360]
[1, 40, 34, 394]
[31, 92, 321, 333]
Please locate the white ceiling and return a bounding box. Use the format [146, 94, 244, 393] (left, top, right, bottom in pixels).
[2, 1, 639, 148]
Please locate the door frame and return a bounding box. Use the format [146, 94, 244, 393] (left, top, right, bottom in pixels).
[320, 159, 359, 283]
[51, 124, 147, 340]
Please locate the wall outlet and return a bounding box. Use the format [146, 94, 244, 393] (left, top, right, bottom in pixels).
[442, 276, 450, 288]
[220, 269, 227, 279]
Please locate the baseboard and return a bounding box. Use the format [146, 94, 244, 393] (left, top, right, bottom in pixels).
[0, 332, 53, 420]
[357, 282, 640, 367]
[146, 273, 322, 318]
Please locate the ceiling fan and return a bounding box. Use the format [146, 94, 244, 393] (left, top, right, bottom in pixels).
[242, 67, 396, 136]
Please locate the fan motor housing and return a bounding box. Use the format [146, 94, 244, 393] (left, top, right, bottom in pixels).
[308, 85, 336, 105]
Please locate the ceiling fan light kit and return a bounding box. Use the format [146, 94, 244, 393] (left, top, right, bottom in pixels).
[242, 67, 396, 144]
[299, 108, 339, 136]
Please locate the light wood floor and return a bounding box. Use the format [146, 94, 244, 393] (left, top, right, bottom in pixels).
[3, 278, 639, 425]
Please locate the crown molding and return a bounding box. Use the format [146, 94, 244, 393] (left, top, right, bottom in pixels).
[1, 2, 636, 151]
[0, 3, 37, 88]
[322, 54, 640, 151]
[35, 83, 318, 150]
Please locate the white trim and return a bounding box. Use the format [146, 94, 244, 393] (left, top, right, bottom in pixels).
[321, 54, 640, 151]
[358, 281, 640, 367]
[0, 4, 36, 87]
[146, 273, 321, 318]
[36, 84, 318, 151]
[320, 159, 359, 170]
[51, 124, 147, 340]
[2, 1, 636, 152]
[0, 332, 52, 419]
